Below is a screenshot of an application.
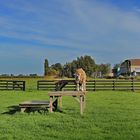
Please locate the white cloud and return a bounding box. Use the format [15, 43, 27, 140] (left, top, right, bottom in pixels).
[0, 0, 140, 73]
[69, 0, 140, 33]
[1, 0, 140, 48]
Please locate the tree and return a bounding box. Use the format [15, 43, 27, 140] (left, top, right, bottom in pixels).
[98, 63, 111, 76]
[63, 63, 73, 78]
[51, 63, 62, 71]
[113, 63, 121, 77]
[71, 60, 78, 77]
[76, 55, 96, 77]
[43, 55, 111, 78]
[47, 68, 59, 76]
[51, 63, 63, 77]
[44, 59, 49, 76]
[62, 55, 96, 77]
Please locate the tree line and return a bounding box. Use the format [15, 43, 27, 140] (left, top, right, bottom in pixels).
[44, 55, 111, 78]
[0, 74, 42, 78]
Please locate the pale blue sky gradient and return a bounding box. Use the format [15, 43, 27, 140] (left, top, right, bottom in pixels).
[0, 0, 140, 75]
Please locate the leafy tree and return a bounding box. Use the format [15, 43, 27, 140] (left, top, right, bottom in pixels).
[51, 63, 62, 71]
[98, 63, 111, 76]
[113, 63, 121, 77]
[71, 60, 78, 76]
[76, 55, 96, 77]
[43, 55, 111, 78]
[63, 63, 73, 78]
[113, 63, 121, 69]
[44, 59, 49, 76]
[62, 55, 96, 77]
[47, 68, 59, 76]
[51, 63, 63, 77]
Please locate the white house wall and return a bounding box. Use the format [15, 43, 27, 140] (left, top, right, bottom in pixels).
[131, 66, 140, 72]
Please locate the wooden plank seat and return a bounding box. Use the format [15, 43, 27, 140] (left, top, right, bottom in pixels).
[19, 100, 58, 113]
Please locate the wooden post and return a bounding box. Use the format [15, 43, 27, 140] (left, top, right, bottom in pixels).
[113, 80, 115, 91]
[37, 81, 39, 90]
[23, 81, 26, 91]
[94, 80, 96, 91]
[49, 96, 53, 113]
[131, 78, 134, 92]
[21, 107, 26, 113]
[6, 81, 8, 90]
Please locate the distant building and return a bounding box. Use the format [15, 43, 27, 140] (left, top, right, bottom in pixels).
[119, 59, 140, 76]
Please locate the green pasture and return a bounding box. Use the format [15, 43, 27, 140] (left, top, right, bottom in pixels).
[0, 78, 140, 140]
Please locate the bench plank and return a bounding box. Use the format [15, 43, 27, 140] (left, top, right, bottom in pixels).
[19, 100, 50, 106]
[19, 100, 50, 112]
[48, 91, 86, 96]
[19, 100, 58, 113]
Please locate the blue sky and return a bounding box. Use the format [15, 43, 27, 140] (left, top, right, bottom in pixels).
[0, 0, 140, 75]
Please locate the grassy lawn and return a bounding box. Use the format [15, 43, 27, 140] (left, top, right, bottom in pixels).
[0, 79, 140, 140]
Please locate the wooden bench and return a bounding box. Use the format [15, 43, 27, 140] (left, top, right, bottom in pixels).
[48, 91, 86, 115]
[19, 100, 57, 113]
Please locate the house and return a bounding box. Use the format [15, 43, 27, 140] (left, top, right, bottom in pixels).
[119, 59, 140, 76]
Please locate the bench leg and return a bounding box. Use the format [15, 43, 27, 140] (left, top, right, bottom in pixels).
[21, 107, 26, 113]
[53, 98, 58, 111]
[49, 96, 53, 113]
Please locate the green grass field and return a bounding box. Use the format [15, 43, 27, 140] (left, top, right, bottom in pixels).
[0, 78, 140, 140]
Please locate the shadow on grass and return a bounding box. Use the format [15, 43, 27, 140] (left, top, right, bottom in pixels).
[1, 99, 63, 115]
[2, 105, 51, 115]
[2, 105, 63, 115]
[2, 105, 21, 115]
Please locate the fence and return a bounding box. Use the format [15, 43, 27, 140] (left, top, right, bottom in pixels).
[87, 79, 140, 91]
[37, 80, 56, 91]
[37, 79, 140, 91]
[0, 80, 25, 91]
[37, 80, 76, 91]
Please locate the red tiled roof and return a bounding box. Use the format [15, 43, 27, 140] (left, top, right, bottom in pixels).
[130, 59, 140, 66]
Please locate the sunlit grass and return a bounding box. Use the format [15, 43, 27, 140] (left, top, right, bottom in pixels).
[0, 85, 140, 140]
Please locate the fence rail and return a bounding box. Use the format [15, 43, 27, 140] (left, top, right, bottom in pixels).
[37, 79, 140, 91]
[0, 80, 25, 91]
[37, 80, 56, 91]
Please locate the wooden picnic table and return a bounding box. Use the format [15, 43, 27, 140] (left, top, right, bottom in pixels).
[48, 91, 86, 115]
[19, 100, 50, 112]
